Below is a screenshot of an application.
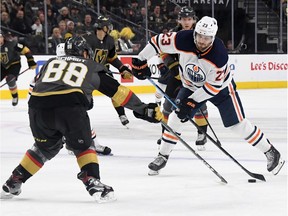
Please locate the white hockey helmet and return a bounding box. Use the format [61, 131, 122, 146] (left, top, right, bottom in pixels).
[56, 43, 66, 56]
[194, 16, 218, 42]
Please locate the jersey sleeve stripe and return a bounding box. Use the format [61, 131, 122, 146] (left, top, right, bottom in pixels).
[150, 36, 161, 54]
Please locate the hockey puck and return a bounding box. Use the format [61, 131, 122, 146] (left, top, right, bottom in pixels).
[248, 179, 256, 183]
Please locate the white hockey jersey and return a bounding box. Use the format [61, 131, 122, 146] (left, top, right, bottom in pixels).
[138, 30, 232, 103]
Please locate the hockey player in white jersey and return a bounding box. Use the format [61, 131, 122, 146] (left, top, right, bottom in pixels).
[131, 16, 285, 176]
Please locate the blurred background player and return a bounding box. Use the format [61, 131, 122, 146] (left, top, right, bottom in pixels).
[1, 36, 162, 202]
[84, 16, 133, 127]
[155, 6, 209, 151]
[0, 31, 37, 106]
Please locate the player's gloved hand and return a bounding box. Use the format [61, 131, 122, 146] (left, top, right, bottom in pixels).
[131, 58, 151, 80]
[175, 98, 199, 120]
[119, 65, 133, 79]
[157, 63, 169, 76]
[28, 59, 37, 69]
[133, 103, 163, 123]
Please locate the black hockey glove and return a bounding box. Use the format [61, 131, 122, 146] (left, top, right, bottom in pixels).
[175, 98, 200, 120]
[131, 58, 151, 80]
[28, 59, 37, 69]
[119, 65, 133, 79]
[133, 103, 163, 123]
[157, 63, 169, 76]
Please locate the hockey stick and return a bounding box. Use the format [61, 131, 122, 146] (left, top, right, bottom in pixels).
[110, 71, 159, 80]
[161, 121, 228, 184]
[148, 78, 266, 181]
[0, 68, 30, 88]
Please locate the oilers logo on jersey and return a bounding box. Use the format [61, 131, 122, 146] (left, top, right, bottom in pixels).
[185, 64, 205, 83]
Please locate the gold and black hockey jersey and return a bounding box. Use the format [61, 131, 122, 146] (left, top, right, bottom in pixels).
[84, 34, 123, 70]
[29, 55, 108, 109]
[0, 40, 35, 69]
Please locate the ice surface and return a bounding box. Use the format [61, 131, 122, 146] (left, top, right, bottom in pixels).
[0, 89, 287, 216]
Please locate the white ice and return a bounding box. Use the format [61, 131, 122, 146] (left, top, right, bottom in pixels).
[0, 89, 287, 216]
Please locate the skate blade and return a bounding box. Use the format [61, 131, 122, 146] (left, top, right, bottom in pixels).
[0, 190, 14, 199]
[148, 169, 159, 176]
[93, 192, 117, 203]
[272, 158, 285, 175]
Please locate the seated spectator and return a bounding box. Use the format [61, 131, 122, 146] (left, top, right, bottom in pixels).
[69, 5, 82, 25]
[149, 5, 168, 34]
[58, 20, 67, 38]
[31, 16, 43, 36]
[48, 27, 64, 54]
[117, 27, 140, 54]
[24, 0, 43, 19]
[64, 20, 75, 39]
[56, 6, 71, 23]
[1, 11, 11, 29]
[10, 10, 32, 34]
[76, 14, 94, 34]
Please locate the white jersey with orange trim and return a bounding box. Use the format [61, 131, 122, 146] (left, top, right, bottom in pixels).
[138, 30, 232, 103]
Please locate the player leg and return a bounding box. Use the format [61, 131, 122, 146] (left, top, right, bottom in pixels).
[4, 64, 21, 106]
[112, 100, 129, 126]
[148, 87, 192, 175]
[1, 108, 64, 199]
[157, 76, 182, 145]
[91, 128, 112, 155]
[211, 80, 285, 175]
[66, 128, 112, 156]
[194, 103, 208, 151]
[61, 106, 115, 202]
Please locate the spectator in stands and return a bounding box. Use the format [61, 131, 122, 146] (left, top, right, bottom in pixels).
[52, 0, 66, 17]
[56, 6, 71, 23]
[167, 5, 181, 29]
[64, 20, 75, 39]
[149, 5, 168, 34]
[69, 5, 82, 25]
[1, 1, 10, 13]
[58, 20, 67, 38]
[135, 7, 147, 28]
[82, 14, 94, 34]
[1, 11, 11, 29]
[10, 10, 32, 35]
[47, 27, 64, 54]
[117, 27, 140, 54]
[47, 7, 58, 29]
[24, 0, 43, 20]
[31, 16, 43, 36]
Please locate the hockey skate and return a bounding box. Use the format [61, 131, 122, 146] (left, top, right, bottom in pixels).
[148, 154, 169, 176]
[95, 142, 112, 155]
[12, 96, 18, 106]
[77, 171, 116, 203]
[195, 132, 207, 151]
[1, 169, 23, 199]
[265, 145, 285, 175]
[119, 115, 129, 127]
